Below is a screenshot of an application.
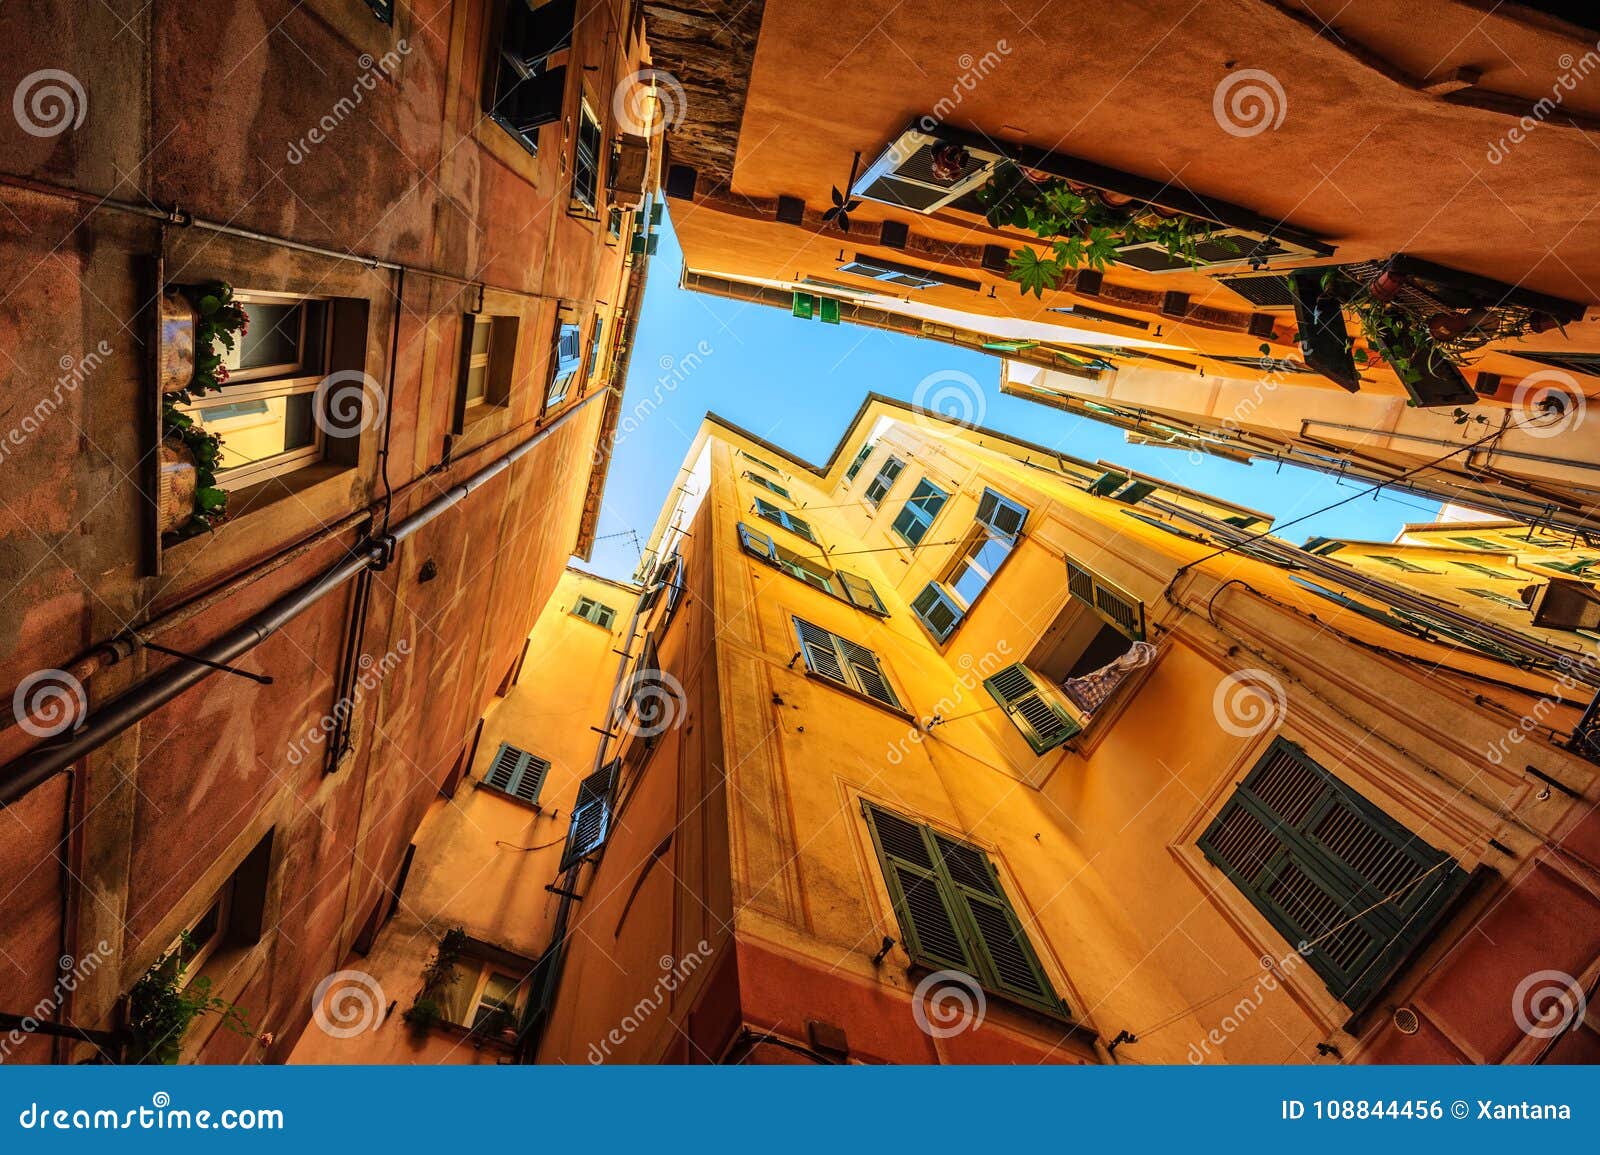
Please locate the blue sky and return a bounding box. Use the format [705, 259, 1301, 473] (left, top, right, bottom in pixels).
[580, 218, 1439, 582]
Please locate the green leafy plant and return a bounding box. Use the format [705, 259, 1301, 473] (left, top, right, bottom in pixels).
[403, 927, 468, 1039]
[978, 161, 1236, 296]
[162, 281, 249, 534]
[124, 933, 252, 1065]
[1318, 268, 1453, 388]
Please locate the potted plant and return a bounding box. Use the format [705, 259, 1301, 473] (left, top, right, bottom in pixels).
[160, 281, 248, 536]
[124, 933, 252, 1064]
[402, 927, 468, 1041]
[977, 161, 1235, 295]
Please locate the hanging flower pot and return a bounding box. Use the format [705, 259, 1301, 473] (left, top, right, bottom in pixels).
[157, 442, 198, 534]
[1369, 268, 1408, 303]
[158, 291, 197, 395]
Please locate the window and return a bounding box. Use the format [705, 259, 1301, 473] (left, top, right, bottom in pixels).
[560, 760, 618, 869]
[1448, 536, 1499, 550]
[740, 450, 781, 473]
[1538, 557, 1599, 576]
[738, 524, 885, 614]
[1198, 739, 1469, 1009]
[1464, 588, 1529, 610]
[793, 617, 901, 709]
[487, 0, 575, 157]
[1065, 558, 1145, 640]
[587, 314, 606, 383]
[863, 456, 904, 506]
[837, 254, 978, 291]
[860, 801, 1062, 1016]
[179, 292, 343, 489]
[890, 479, 948, 546]
[1368, 555, 1439, 574]
[155, 831, 272, 994]
[545, 318, 582, 409]
[843, 441, 874, 483]
[752, 497, 817, 543]
[454, 313, 518, 431]
[911, 490, 1030, 642]
[1454, 561, 1517, 579]
[744, 471, 792, 501]
[572, 99, 602, 211]
[572, 595, 616, 629]
[362, 0, 395, 26]
[441, 959, 530, 1036]
[481, 742, 551, 804]
[985, 663, 1080, 753]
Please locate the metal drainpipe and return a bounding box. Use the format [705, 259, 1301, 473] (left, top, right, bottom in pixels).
[0, 387, 608, 808]
[1300, 418, 1600, 474]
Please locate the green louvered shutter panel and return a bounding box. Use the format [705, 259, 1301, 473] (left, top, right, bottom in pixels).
[861, 803, 975, 974]
[911, 582, 962, 641]
[1113, 480, 1156, 504]
[984, 664, 1080, 752]
[795, 618, 850, 686]
[930, 833, 1059, 1012]
[1065, 559, 1144, 640]
[1199, 740, 1467, 1008]
[838, 570, 886, 614]
[560, 760, 619, 870]
[844, 442, 873, 482]
[483, 742, 550, 804]
[836, 634, 899, 708]
[738, 523, 778, 561]
[975, 488, 1028, 538]
[1086, 470, 1128, 496]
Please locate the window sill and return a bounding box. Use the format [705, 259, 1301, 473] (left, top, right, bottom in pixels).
[470, 779, 544, 814]
[161, 462, 358, 561]
[422, 1018, 520, 1054]
[801, 669, 915, 723]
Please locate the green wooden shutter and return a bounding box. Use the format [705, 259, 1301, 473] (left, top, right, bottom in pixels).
[836, 635, 900, 708]
[911, 582, 963, 642]
[975, 488, 1028, 538]
[795, 618, 899, 707]
[483, 742, 551, 804]
[844, 442, 873, 482]
[838, 570, 886, 615]
[794, 618, 849, 686]
[984, 663, 1080, 752]
[930, 833, 1059, 1011]
[1065, 558, 1145, 640]
[861, 802, 1062, 1016]
[738, 523, 778, 561]
[744, 471, 792, 500]
[1086, 470, 1128, 496]
[1198, 739, 1468, 1009]
[861, 803, 976, 974]
[560, 760, 618, 870]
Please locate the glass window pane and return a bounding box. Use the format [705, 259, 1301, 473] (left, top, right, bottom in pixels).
[192, 392, 317, 472]
[471, 320, 492, 355]
[226, 302, 302, 372]
[465, 364, 488, 403]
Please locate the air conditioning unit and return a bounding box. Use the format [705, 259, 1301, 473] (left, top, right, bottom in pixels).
[607, 134, 649, 210]
[1531, 578, 1600, 631]
[851, 125, 1006, 214]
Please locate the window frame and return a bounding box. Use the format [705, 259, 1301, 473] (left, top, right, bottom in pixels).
[860, 800, 1066, 1018]
[890, 478, 949, 547]
[571, 97, 603, 213]
[178, 289, 336, 490]
[843, 441, 874, 483]
[863, 456, 904, 507]
[743, 471, 793, 501]
[571, 595, 617, 629]
[479, 741, 552, 805]
[984, 663, 1081, 753]
[791, 616, 905, 713]
[544, 315, 583, 411]
[1197, 738, 1470, 1011]
[752, 496, 817, 543]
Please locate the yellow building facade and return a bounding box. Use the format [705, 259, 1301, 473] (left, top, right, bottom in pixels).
[522, 398, 1600, 1064]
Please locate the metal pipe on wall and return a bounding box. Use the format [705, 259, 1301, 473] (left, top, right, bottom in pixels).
[0, 387, 609, 808]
